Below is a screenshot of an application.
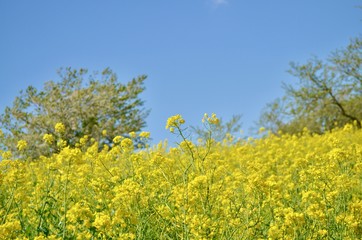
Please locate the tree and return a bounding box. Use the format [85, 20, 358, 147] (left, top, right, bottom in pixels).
[0, 67, 150, 158]
[259, 36, 362, 134]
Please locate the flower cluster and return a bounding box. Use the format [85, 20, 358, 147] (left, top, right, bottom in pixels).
[165, 114, 185, 133]
[43, 133, 55, 144]
[139, 131, 150, 139]
[202, 112, 220, 125]
[121, 138, 133, 151]
[113, 135, 123, 144]
[54, 122, 65, 134]
[129, 132, 137, 138]
[17, 140, 27, 151]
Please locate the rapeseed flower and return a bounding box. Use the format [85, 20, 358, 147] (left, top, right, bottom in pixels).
[208, 113, 220, 125]
[43, 133, 54, 144]
[129, 131, 137, 138]
[57, 139, 67, 148]
[165, 114, 185, 132]
[0, 220, 21, 239]
[17, 140, 27, 151]
[55, 122, 65, 133]
[318, 229, 328, 237]
[139, 131, 150, 138]
[113, 135, 123, 144]
[93, 212, 111, 232]
[79, 135, 89, 146]
[121, 138, 133, 151]
[1, 151, 12, 159]
[202, 113, 220, 125]
[259, 126, 266, 133]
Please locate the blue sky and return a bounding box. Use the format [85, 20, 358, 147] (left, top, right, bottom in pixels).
[0, 1, 361, 144]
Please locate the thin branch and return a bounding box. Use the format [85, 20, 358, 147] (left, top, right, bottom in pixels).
[308, 73, 361, 128]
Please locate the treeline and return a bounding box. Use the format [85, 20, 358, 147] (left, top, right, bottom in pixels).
[0, 36, 361, 159]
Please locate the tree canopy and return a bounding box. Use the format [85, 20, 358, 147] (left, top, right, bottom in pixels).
[259, 36, 362, 134]
[0, 67, 149, 158]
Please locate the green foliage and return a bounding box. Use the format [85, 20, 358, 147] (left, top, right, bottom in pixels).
[0, 67, 150, 159]
[259, 36, 362, 134]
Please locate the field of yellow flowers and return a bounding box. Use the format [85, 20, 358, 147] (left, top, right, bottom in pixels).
[0, 114, 362, 239]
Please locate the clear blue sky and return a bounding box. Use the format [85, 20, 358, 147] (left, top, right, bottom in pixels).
[0, 1, 361, 144]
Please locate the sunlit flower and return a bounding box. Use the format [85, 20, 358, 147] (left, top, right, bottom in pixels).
[202, 113, 220, 125]
[1, 151, 12, 159]
[165, 114, 185, 132]
[139, 131, 150, 138]
[79, 135, 89, 146]
[259, 127, 266, 133]
[129, 131, 137, 138]
[121, 138, 133, 151]
[209, 113, 220, 125]
[17, 140, 27, 151]
[113, 135, 123, 144]
[55, 122, 65, 133]
[93, 212, 111, 232]
[318, 229, 328, 236]
[43, 133, 54, 144]
[57, 139, 67, 148]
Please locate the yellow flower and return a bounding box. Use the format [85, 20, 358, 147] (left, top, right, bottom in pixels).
[165, 114, 185, 132]
[43, 133, 54, 144]
[55, 122, 65, 133]
[17, 140, 27, 151]
[267, 224, 283, 239]
[0, 220, 21, 239]
[139, 131, 150, 138]
[202, 113, 220, 125]
[2, 151, 12, 159]
[57, 139, 67, 148]
[79, 135, 89, 146]
[121, 138, 133, 151]
[113, 135, 123, 144]
[67, 201, 93, 227]
[209, 113, 220, 125]
[93, 212, 111, 232]
[259, 127, 266, 133]
[318, 229, 328, 236]
[129, 131, 137, 138]
[34, 235, 47, 240]
[102, 130, 107, 136]
[202, 113, 208, 123]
